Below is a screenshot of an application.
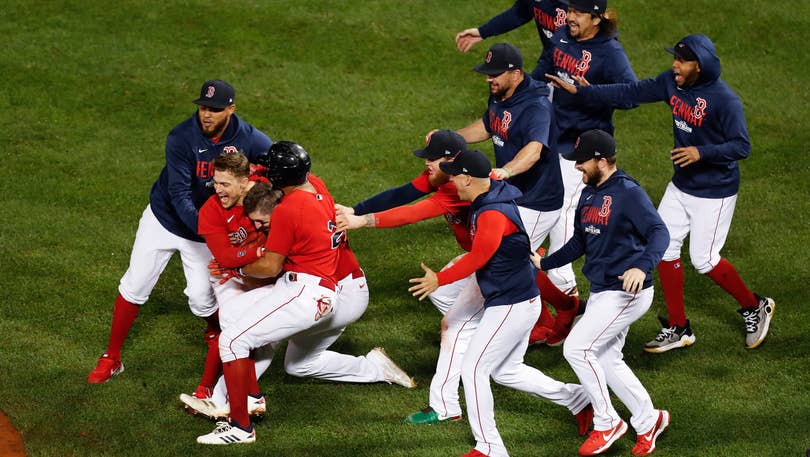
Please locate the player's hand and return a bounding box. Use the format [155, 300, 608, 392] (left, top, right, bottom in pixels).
[336, 212, 370, 231]
[572, 75, 591, 87]
[545, 74, 578, 94]
[208, 259, 243, 285]
[618, 267, 645, 294]
[455, 28, 483, 52]
[492, 168, 511, 180]
[670, 146, 701, 167]
[529, 247, 547, 270]
[334, 204, 355, 217]
[408, 262, 439, 301]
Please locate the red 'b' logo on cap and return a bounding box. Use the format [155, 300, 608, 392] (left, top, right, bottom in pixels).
[486, 51, 492, 63]
[206, 86, 215, 98]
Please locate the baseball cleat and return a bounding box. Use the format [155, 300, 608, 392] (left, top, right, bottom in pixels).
[738, 295, 775, 349]
[546, 296, 581, 347]
[643, 317, 695, 353]
[197, 420, 255, 445]
[578, 419, 627, 456]
[367, 347, 416, 388]
[631, 410, 669, 456]
[87, 354, 124, 384]
[575, 404, 594, 436]
[180, 393, 266, 420]
[405, 406, 462, 425]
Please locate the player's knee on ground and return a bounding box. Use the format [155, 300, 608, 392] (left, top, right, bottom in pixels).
[283, 354, 319, 378]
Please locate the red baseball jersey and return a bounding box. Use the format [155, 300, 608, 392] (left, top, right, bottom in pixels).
[308, 175, 362, 279]
[198, 194, 264, 268]
[264, 174, 340, 282]
[375, 170, 472, 251]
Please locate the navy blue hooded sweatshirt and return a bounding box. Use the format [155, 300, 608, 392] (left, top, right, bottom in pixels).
[477, 0, 568, 52]
[149, 113, 272, 242]
[578, 34, 750, 198]
[470, 180, 540, 307]
[532, 26, 637, 153]
[541, 170, 669, 293]
[482, 75, 562, 212]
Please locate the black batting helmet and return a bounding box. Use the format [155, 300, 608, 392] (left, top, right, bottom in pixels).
[258, 141, 312, 188]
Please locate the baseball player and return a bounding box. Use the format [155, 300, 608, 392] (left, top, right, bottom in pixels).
[88, 80, 272, 384]
[455, 0, 567, 55]
[179, 152, 277, 416]
[335, 131, 579, 426]
[409, 149, 592, 457]
[441, 42, 581, 345]
[532, 0, 638, 338]
[536, 129, 670, 456]
[196, 142, 413, 445]
[548, 34, 775, 352]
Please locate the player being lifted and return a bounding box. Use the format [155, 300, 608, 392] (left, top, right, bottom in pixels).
[196, 142, 413, 445]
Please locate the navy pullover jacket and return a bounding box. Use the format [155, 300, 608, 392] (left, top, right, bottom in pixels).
[150, 113, 272, 242]
[478, 0, 568, 52]
[471, 180, 540, 307]
[578, 34, 750, 198]
[542, 170, 669, 293]
[533, 26, 637, 153]
[483, 75, 562, 212]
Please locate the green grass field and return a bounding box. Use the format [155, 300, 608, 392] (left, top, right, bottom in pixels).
[2, 1, 809, 456]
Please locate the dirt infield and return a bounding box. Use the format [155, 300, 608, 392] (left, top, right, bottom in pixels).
[0, 411, 26, 456]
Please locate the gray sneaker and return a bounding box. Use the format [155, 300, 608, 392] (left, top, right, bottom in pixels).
[644, 317, 696, 353]
[737, 295, 775, 349]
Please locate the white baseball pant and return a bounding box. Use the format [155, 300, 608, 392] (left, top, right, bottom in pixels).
[658, 182, 738, 273]
[218, 272, 385, 382]
[118, 205, 216, 317]
[563, 287, 659, 434]
[463, 297, 589, 457]
[547, 156, 584, 291]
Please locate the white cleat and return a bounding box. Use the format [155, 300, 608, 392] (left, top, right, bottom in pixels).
[180, 393, 266, 420]
[197, 420, 255, 445]
[367, 347, 416, 388]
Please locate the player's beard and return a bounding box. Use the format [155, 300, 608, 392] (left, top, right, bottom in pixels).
[202, 116, 230, 138]
[490, 81, 509, 99]
[584, 167, 603, 187]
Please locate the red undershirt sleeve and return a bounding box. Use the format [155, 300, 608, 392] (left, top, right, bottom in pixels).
[375, 199, 446, 227]
[436, 210, 516, 285]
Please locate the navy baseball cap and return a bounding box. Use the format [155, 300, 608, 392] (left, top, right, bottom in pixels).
[413, 130, 468, 160]
[193, 80, 235, 109]
[665, 40, 699, 62]
[439, 150, 492, 178]
[562, 0, 607, 14]
[563, 129, 616, 162]
[474, 43, 523, 76]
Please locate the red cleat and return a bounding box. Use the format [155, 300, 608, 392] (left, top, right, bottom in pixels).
[461, 449, 489, 457]
[631, 410, 669, 455]
[578, 419, 627, 456]
[88, 354, 124, 384]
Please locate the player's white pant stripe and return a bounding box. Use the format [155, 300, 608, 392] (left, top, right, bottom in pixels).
[581, 293, 634, 428]
[225, 285, 305, 360]
[470, 304, 515, 454]
[437, 305, 484, 417]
